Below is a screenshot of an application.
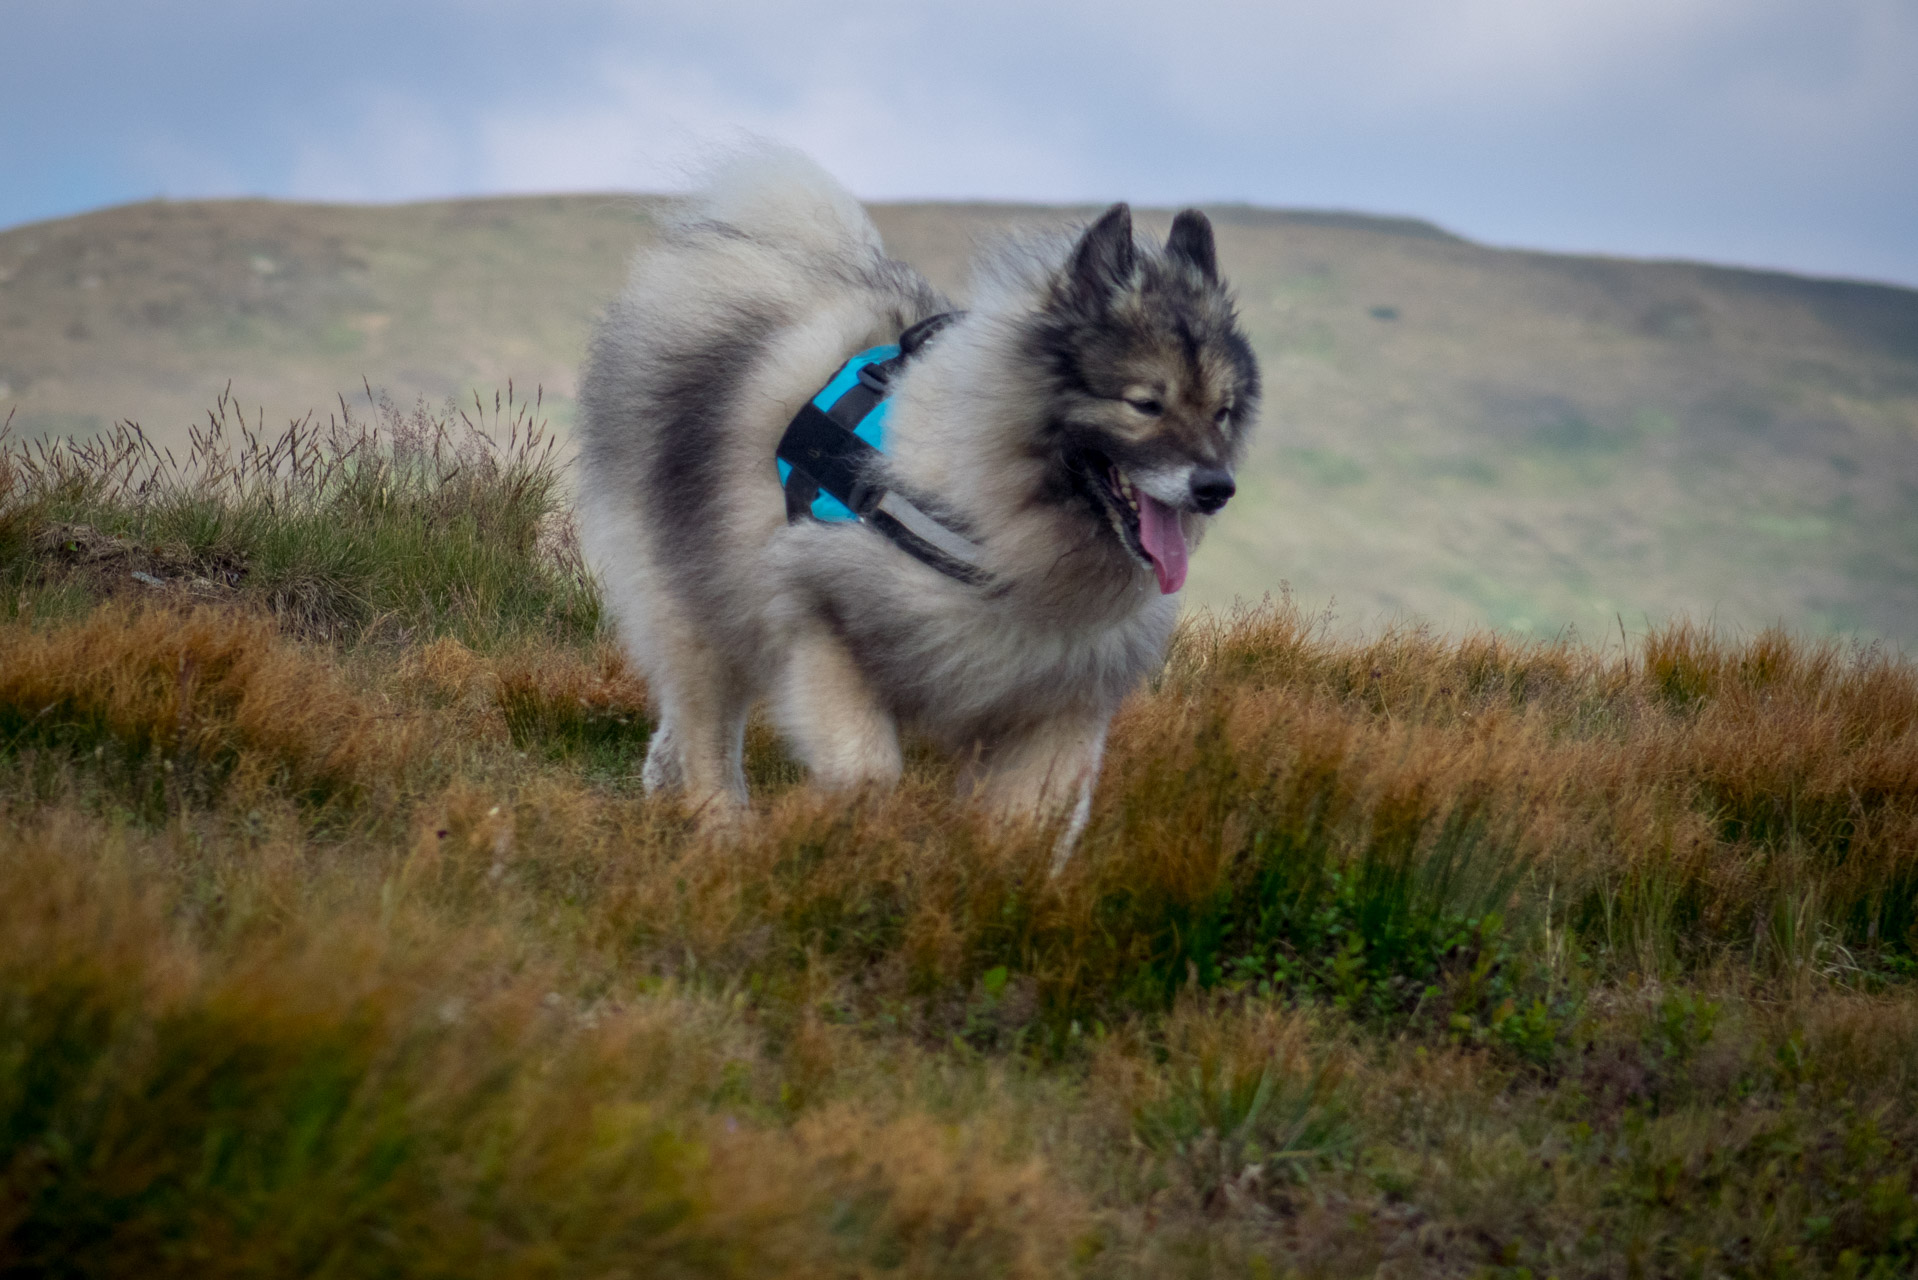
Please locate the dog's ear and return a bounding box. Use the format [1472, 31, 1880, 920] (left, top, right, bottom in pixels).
[1167, 209, 1217, 283]
[1066, 202, 1135, 307]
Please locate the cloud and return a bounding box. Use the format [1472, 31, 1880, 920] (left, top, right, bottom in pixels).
[4, 0, 1915, 282]
[286, 94, 473, 203]
[469, 51, 1091, 202]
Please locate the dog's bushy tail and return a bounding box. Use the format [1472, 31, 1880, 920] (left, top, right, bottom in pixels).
[676, 143, 884, 268]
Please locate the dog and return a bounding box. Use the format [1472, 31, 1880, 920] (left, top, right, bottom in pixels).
[575, 147, 1258, 862]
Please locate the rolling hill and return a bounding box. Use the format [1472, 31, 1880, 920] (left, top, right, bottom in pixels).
[2, 194, 1914, 641]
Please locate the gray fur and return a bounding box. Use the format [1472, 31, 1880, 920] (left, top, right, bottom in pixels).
[575, 146, 1259, 860]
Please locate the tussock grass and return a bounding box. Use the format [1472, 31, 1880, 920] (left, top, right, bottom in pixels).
[3, 401, 1917, 1276]
[0, 820, 1077, 1279]
[1, 384, 594, 645]
[0, 605, 415, 818]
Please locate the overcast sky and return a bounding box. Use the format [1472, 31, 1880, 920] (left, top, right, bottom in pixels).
[7, 0, 1916, 285]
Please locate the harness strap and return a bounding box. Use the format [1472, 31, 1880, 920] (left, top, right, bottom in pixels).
[776, 312, 990, 587]
[780, 400, 884, 519]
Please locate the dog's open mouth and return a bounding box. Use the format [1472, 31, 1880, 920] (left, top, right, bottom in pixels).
[1085, 455, 1188, 595]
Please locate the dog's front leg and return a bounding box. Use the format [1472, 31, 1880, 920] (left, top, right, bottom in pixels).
[973, 710, 1110, 873]
[771, 626, 903, 792]
[642, 665, 753, 825]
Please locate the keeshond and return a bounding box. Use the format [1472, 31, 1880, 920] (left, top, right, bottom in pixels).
[576, 147, 1258, 861]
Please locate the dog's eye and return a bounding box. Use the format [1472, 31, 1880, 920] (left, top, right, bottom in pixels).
[1213, 404, 1233, 425]
[1125, 397, 1164, 417]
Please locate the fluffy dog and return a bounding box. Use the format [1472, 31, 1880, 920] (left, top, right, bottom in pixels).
[576, 148, 1258, 860]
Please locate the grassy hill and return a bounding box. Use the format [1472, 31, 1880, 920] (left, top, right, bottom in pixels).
[2, 195, 1916, 641]
[2, 413, 1916, 1277]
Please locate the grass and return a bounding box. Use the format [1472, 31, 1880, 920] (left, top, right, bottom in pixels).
[3, 401, 1917, 1277]
[0, 383, 596, 646]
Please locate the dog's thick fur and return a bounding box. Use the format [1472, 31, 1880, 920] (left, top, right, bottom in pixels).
[577, 148, 1258, 858]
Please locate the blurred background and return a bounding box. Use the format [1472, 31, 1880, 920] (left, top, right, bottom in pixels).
[3, 0, 1915, 641]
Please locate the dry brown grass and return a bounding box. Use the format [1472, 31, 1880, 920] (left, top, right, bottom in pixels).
[0, 604, 417, 815]
[2, 588, 1916, 1275]
[0, 812, 1085, 1279]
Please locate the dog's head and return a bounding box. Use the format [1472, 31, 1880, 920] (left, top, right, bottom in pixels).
[1023, 204, 1259, 595]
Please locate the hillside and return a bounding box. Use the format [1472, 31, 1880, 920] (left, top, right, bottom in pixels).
[2, 195, 1916, 640]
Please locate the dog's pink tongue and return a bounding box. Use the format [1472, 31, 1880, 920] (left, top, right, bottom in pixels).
[1136, 492, 1188, 594]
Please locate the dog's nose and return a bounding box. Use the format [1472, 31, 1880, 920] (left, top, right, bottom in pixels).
[1189, 467, 1235, 513]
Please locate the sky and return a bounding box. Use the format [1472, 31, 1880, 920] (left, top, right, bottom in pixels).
[6, 0, 1916, 286]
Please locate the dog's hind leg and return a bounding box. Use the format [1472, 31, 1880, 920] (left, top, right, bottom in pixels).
[970, 710, 1110, 873]
[770, 626, 902, 792]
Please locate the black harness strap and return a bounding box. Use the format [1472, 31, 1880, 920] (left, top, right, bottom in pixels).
[865, 503, 991, 586]
[780, 400, 883, 519]
[776, 312, 990, 587]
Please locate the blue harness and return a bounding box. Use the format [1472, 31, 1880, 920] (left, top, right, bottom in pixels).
[776, 344, 900, 522]
[774, 313, 990, 585]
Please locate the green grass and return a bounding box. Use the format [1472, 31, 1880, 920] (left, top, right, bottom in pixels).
[2, 383, 595, 646]
[1278, 447, 1368, 489]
